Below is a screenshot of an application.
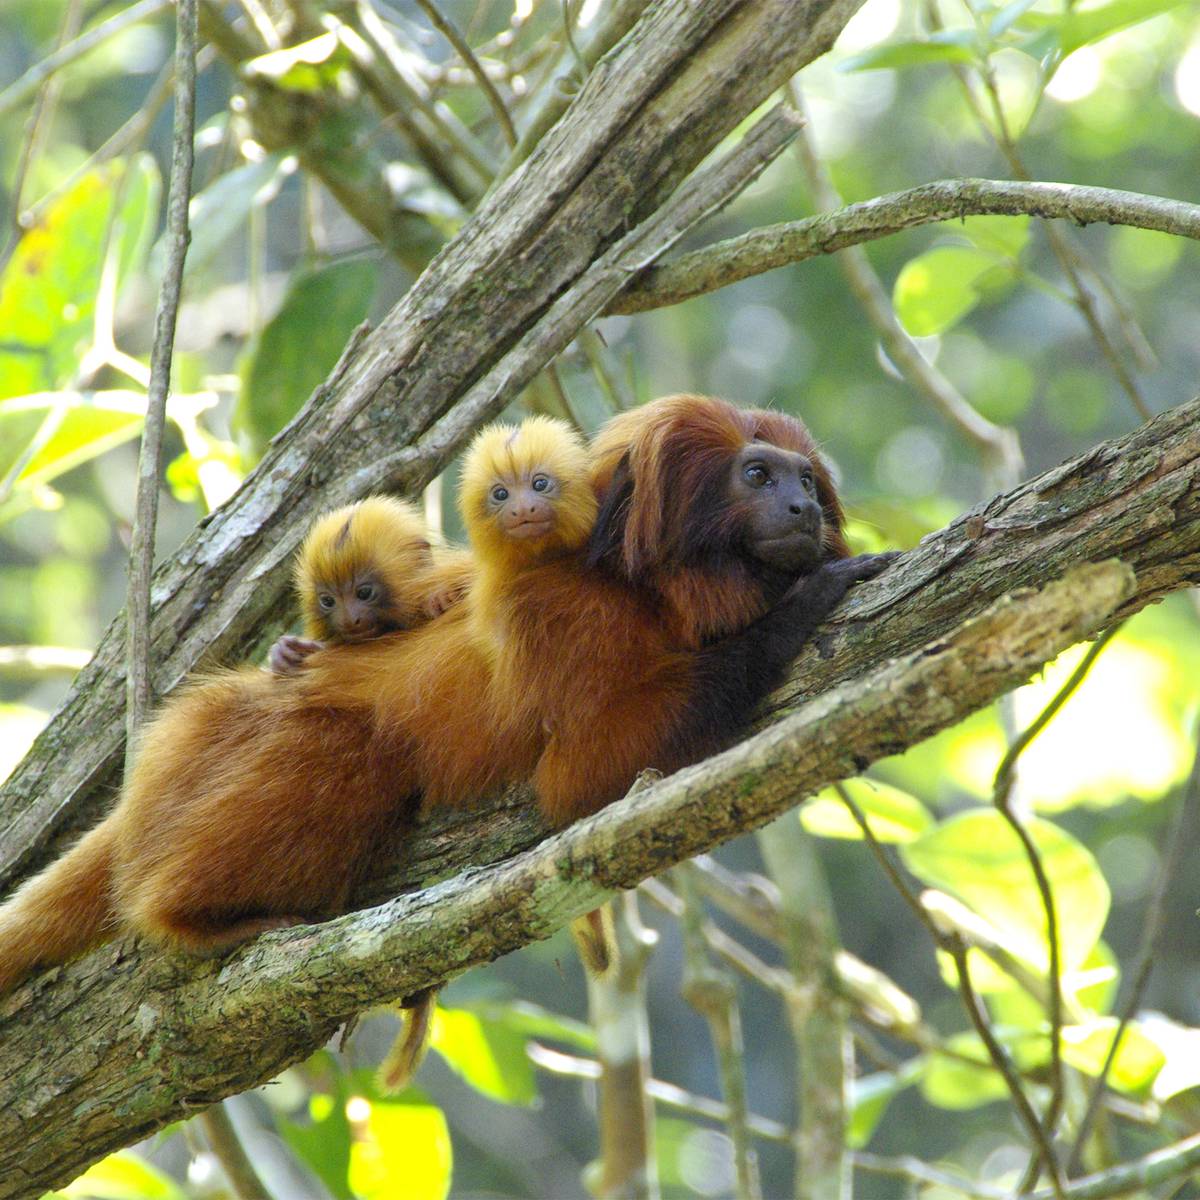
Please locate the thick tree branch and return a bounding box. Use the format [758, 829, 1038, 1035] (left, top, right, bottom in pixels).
[0, 0, 856, 889]
[0, 559, 1134, 1196]
[609, 178, 1200, 314]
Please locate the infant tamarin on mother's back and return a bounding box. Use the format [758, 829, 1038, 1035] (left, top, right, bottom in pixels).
[0, 496, 468, 992]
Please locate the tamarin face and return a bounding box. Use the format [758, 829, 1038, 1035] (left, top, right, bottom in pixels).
[486, 466, 561, 542]
[312, 568, 407, 642]
[730, 441, 826, 572]
[461, 417, 597, 563]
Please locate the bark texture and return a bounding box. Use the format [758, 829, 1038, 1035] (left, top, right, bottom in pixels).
[0, 557, 1137, 1197]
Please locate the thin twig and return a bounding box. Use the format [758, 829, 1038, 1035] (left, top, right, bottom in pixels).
[853, 1152, 1007, 1199]
[1030, 1133, 1200, 1200]
[411, 0, 517, 147]
[1066, 720, 1200, 1175]
[198, 1107, 274, 1200]
[124, 0, 198, 747]
[527, 1042, 792, 1145]
[0, 646, 91, 678]
[757, 815, 850, 1200]
[991, 625, 1121, 1182]
[7, 0, 84, 246]
[993, 626, 1121, 802]
[947, 939, 1066, 1199]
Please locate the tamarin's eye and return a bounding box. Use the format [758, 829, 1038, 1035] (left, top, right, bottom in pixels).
[491, 485, 509, 503]
[318, 593, 336, 610]
[800, 471, 815, 493]
[531, 474, 552, 493]
[356, 584, 377, 602]
[743, 464, 769, 487]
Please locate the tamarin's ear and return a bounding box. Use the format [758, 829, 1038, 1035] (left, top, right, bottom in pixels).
[586, 454, 634, 572]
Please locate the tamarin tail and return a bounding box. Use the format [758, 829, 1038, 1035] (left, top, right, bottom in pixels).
[0, 821, 118, 994]
[378, 988, 438, 1094]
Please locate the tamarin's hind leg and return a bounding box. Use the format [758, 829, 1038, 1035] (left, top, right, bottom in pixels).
[152, 913, 310, 958]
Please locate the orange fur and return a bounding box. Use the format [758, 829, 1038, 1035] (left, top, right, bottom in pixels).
[0, 422, 595, 989]
[0, 399, 884, 994]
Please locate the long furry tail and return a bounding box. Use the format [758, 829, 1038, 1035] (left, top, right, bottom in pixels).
[0, 821, 117, 994]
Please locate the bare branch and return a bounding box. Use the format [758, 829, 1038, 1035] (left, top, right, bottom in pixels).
[610, 179, 1200, 317]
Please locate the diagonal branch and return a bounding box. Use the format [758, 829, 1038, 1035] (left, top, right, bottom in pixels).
[0, 560, 1134, 1196]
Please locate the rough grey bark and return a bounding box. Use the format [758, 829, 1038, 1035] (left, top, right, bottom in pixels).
[0, 559, 1135, 1198]
[0, 0, 865, 891]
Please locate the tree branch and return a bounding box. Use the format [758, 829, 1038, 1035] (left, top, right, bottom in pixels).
[0, 558, 1135, 1195]
[610, 178, 1200, 315]
[0, 0, 853, 890]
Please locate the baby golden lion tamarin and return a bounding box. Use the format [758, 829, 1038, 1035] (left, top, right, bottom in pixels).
[0, 496, 467, 993]
[269, 495, 474, 674]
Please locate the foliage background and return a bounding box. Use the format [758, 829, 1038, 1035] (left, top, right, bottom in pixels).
[1, 0, 1199, 1197]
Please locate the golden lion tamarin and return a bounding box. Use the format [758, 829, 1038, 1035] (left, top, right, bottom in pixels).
[0, 497, 466, 991]
[269, 495, 474, 674]
[0, 425, 595, 995]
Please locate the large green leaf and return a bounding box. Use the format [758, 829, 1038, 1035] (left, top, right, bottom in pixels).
[1061, 1018, 1165, 1094]
[902, 809, 1110, 974]
[0, 161, 148, 399]
[429, 1005, 538, 1105]
[348, 1100, 452, 1200]
[893, 247, 1012, 336]
[236, 259, 377, 456]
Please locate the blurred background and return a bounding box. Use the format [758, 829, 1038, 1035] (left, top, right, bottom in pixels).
[2, 0, 1200, 1197]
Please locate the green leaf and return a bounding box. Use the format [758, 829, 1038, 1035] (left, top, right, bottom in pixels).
[465, 999, 596, 1051]
[173, 155, 288, 275]
[1061, 1018, 1165, 1094]
[0, 162, 134, 398]
[348, 1100, 452, 1200]
[801, 779, 933, 842]
[58, 1151, 188, 1200]
[841, 38, 976, 72]
[0, 392, 145, 508]
[959, 214, 1031, 259]
[429, 1006, 537, 1105]
[920, 1034, 1010, 1110]
[235, 259, 377, 456]
[902, 810, 1111, 974]
[244, 31, 355, 92]
[893, 247, 1011, 336]
[849, 1060, 923, 1146]
[1060, 0, 1190, 54]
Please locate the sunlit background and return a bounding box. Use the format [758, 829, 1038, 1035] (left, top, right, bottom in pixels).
[2, 0, 1199, 1196]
